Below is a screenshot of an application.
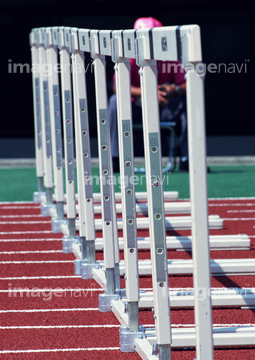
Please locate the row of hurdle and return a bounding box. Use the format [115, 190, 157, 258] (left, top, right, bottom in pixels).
[30, 24, 255, 359]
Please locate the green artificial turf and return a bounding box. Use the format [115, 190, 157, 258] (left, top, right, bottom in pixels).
[0, 165, 254, 202]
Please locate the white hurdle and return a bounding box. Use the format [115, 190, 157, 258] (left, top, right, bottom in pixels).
[29, 24, 255, 360]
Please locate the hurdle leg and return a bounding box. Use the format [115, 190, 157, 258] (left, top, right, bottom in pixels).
[90, 33, 120, 299]
[113, 46, 140, 332]
[58, 28, 77, 253]
[183, 42, 214, 359]
[70, 29, 96, 266]
[46, 28, 65, 233]
[138, 54, 172, 357]
[37, 29, 54, 216]
[30, 31, 44, 203]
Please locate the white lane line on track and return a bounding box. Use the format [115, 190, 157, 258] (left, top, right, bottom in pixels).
[223, 218, 255, 221]
[0, 288, 103, 293]
[0, 324, 119, 329]
[0, 347, 120, 354]
[0, 308, 99, 313]
[0, 250, 62, 255]
[0, 238, 60, 242]
[0, 275, 79, 280]
[0, 231, 53, 235]
[227, 210, 255, 213]
[0, 221, 50, 224]
[0, 215, 43, 218]
[209, 203, 255, 207]
[0, 260, 73, 264]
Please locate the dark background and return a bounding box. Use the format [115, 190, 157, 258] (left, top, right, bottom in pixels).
[0, 0, 253, 154]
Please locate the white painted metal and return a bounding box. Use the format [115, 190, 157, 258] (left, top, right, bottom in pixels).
[37, 28, 53, 193]
[58, 27, 76, 221]
[30, 30, 44, 195]
[90, 30, 120, 292]
[136, 29, 172, 350]
[45, 27, 64, 204]
[112, 30, 140, 330]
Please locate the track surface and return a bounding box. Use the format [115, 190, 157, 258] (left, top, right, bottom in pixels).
[1, 198, 255, 359]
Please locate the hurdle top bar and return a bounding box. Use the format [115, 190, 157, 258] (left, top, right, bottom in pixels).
[31, 24, 202, 63]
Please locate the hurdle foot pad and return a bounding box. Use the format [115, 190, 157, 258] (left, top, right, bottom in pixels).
[62, 235, 80, 254]
[33, 191, 45, 204]
[41, 203, 55, 217]
[119, 324, 145, 352]
[99, 292, 121, 312]
[80, 262, 100, 279]
[52, 218, 67, 233]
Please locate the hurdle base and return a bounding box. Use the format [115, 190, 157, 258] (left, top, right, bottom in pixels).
[33, 191, 45, 204]
[119, 324, 145, 353]
[41, 202, 55, 217]
[99, 291, 121, 312]
[52, 218, 68, 233]
[80, 262, 101, 280]
[62, 235, 80, 254]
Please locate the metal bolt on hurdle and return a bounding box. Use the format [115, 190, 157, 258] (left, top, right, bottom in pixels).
[45, 27, 66, 232]
[37, 28, 54, 216]
[30, 30, 44, 204]
[58, 27, 78, 253]
[89, 30, 121, 301]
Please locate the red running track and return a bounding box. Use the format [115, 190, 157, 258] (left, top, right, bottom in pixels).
[0, 199, 255, 359]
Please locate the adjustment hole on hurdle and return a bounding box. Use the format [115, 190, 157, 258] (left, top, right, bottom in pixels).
[153, 181, 159, 187]
[102, 145, 107, 150]
[101, 119, 106, 124]
[106, 221, 110, 226]
[155, 213, 161, 220]
[56, 129, 60, 133]
[87, 199, 91, 202]
[124, 131, 130, 137]
[103, 169, 108, 175]
[68, 160, 72, 164]
[69, 181, 72, 184]
[67, 139, 71, 143]
[129, 248, 134, 253]
[159, 282, 164, 288]
[55, 111, 59, 115]
[57, 148, 60, 152]
[45, 105, 48, 109]
[67, 119, 70, 123]
[81, 107, 85, 112]
[83, 131, 87, 135]
[66, 98, 70, 103]
[54, 92, 58, 96]
[86, 176, 90, 181]
[84, 153, 88, 158]
[128, 219, 133, 225]
[104, 195, 110, 201]
[126, 189, 132, 195]
[125, 161, 131, 167]
[157, 248, 163, 255]
[151, 146, 158, 153]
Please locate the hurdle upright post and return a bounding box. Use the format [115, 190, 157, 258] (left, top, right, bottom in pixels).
[70, 27, 96, 265]
[90, 30, 121, 297]
[45, 27, 65, 232]
[58, 26, 77, 253]
[111, 30, 140, 333]
[30, 29, 44, 203]
[181, 25, 214, 360]
[37, 27, 54, 216]
[136, 28, 172, 359]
